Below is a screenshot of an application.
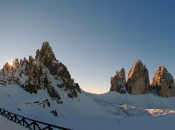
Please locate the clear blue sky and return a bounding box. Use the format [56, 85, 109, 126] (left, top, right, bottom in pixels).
[0, 0, 175, 93]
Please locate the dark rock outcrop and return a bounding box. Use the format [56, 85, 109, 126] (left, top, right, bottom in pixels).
[110, 68, 126, 93]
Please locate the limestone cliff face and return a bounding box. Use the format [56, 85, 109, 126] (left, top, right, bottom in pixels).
[0, 42, 81, 104]
[151, 66, 174, 97]
[110, 68, 126, 93]
[127, 60, 150, 94]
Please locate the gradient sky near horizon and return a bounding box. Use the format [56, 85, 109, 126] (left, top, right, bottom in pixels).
[0, 0, 175, 94]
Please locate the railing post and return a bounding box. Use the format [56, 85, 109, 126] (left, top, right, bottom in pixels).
[23, 117, 25, 126]
[48, 125, 52, 130]
[33, 121, 35, 130]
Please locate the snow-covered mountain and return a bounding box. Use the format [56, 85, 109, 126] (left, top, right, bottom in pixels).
[0, 42, 114, 130]
[0, 42, 81, 100]
[0, 42, 110, 118]
[1, 42, 175, 130]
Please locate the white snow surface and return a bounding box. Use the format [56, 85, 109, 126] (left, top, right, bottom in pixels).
[1, 84, 175, 130]
[0, 115, 27, 130]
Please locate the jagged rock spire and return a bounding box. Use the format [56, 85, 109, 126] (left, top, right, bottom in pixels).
[151, 66, 174, 97]
[35, 49, 40, 60]
[110, 68, 126, 93]
[127, 60, 150, 94]
[29, 55, 34, 69]
[36, 42, 56, 67]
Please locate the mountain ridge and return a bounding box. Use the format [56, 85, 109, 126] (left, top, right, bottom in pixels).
[110, 60, 175, 97]
[0, 42, 81, 104]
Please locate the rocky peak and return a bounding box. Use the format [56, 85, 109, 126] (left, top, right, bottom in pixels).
[127, 60, 150, 94]
[29, 55, 34, 69]
[20, 57, 29, 68]
[38, 42, 56, 67]
[110, 68, 126, 93]
[151, 66, 174, 97]
[35, 49, 40, 60]
[13, 58, 20, 68]
[0, 42, 81, 104]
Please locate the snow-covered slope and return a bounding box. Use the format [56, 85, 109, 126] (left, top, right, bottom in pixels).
[0, 84, 110, 119]
[0, 115, 28, 130]
[90, 91, 175, 117]
[1, 84, 175, 130]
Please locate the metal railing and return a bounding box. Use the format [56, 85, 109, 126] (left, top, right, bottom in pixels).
[0, 108, 71, 130]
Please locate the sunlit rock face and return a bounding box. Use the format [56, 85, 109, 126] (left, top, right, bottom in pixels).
[0, 42, 81, 104]
[110, 68, 126, 93]
[127, 60, 150, 94]
[151, 66, 174, 97]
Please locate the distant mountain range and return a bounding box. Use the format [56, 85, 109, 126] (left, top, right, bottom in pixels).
[110, 60, 175, 97]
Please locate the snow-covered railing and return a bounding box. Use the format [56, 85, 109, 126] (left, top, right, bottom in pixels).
[0, 108, 71, 130]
